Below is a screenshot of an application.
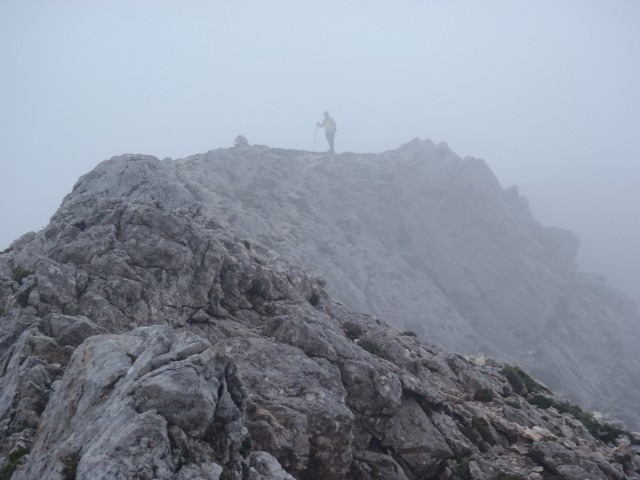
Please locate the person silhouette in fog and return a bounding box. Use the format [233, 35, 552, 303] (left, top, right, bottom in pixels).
[317, 111, 337, 153]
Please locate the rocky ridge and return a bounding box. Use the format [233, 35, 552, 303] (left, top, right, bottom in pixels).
[44, 139, 640, 429]
[0, 145, 638, 479]
[167, 140, 639, 429]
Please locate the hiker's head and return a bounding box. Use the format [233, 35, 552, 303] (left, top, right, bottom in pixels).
[324, 111, 330, 117]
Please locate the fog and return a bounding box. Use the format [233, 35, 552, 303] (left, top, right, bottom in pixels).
[1, 1, 639, 303]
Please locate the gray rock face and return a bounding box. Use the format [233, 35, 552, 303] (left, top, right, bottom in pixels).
[59, 139, 636, 429]
[247, 452, 296, 480]
[15, 325, 247, 480]
[0, 143, 638, 479]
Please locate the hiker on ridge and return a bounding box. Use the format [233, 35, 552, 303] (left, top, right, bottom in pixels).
[317, 111, 337, 154]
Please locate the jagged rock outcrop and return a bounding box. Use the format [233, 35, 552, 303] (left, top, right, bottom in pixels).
[16, 325, 247, 480]
[0, 143, 638, 479]
[51, 139, 638, 429]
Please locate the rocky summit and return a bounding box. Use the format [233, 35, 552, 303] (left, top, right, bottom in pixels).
[0, 140, 639, 479]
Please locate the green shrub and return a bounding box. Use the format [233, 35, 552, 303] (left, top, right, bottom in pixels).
[219, 469, 234, 480]
[12, 266, 31, 285]
[358, 338, 383, 357]
[593, 423, 627, 444]
[16, 286, 33, 308]
[239, 435, 253, 457]
[527, 395, 627, 444]
[502, 365, 546, 395]
[343, 322, 364, 340]
[400, 330, 417, 337]
[447, 356, 462, 375]
[554, 401, 583, 417]
[472, 417, 496, 445]
[505, 398, 521, 409]
[473, 387, 494, 402]
[61, 454, 78, 480]
[614, 452, 633, 465]
[528, 394, 554, 409]
[502, 366, 525, 393]
[454, 458, 472, 480]
[457, 424, 479, 443]
[308, 291, 321, 306]
[554, 402, 626, 443]
[0, 448, 29, 480]
[415, 395, 436, 416]
[497, 473, 524, 480]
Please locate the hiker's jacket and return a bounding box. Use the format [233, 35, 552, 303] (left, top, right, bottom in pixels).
[321, 116, 337, 133]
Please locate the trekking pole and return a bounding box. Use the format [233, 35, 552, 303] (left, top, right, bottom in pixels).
[312, 125, 318, 152]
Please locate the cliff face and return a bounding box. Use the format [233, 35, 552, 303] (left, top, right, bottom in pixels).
[0, 143, 638, 479]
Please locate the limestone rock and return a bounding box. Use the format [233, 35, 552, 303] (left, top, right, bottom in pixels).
[14, 326, 247, 480]
[247, 451, 295, 480]
[132, 140, 639, 429]
[0, 144, 638, 479]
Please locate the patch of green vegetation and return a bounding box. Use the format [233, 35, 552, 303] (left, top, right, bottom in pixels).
[497, 472, 524, 480]
[219, 468, 234, 480]
[343, 322, 364, 340]
[61, 454, 78, 480]
[239, 435, 252, 457]
[554, 401, 583, 417]
[502, 366, 525, 394]
[0, 448, 29, 480]
[453, 458, 472, 480]
[415, 395, 437, 417]
[16, 286, 33, 308]
[472, 417, 496, 445]
[614, 452, 633, 465]
[473, 387, 494, 402]
[606, 429, 633, 448]
[505, 398, 521, 409]
[528, 394, 628, 444]
[11, 266, 31, 285]
[400, 330, 417, 337]
[457, 424, 479, 444]
[528, 394, 554, 409]
[545, 475, 567, 480]
[358, 338, 383, 357]
[447, 356, 462, 375]
[502, 365, 546, 395]
[308, 291, 320, 306]
[561, 406, 626, 444]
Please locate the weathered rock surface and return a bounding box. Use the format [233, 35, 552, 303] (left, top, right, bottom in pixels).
[177, 141, 640, 429]
[59, 139, 637, 429]
[16, 325, 247, 480]
[0, 143, 638, 479]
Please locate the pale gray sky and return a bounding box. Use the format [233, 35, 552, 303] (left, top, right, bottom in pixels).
[1, 1, 639, 302]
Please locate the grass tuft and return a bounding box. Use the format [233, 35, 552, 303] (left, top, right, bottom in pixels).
[400, 330, 418, 337]
[358, 338, 383, 357]
[502, 365, 547, 395]
[12, 266, 31, 285]
[0, 448, 29, 480]
[473, 387, 494, 402]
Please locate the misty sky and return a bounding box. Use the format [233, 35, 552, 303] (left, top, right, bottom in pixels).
[1, 1, 639, 303]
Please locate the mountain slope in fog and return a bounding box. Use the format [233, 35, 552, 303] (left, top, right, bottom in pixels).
[1, 149, 639, 479]
[100, 138, 639, 429]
